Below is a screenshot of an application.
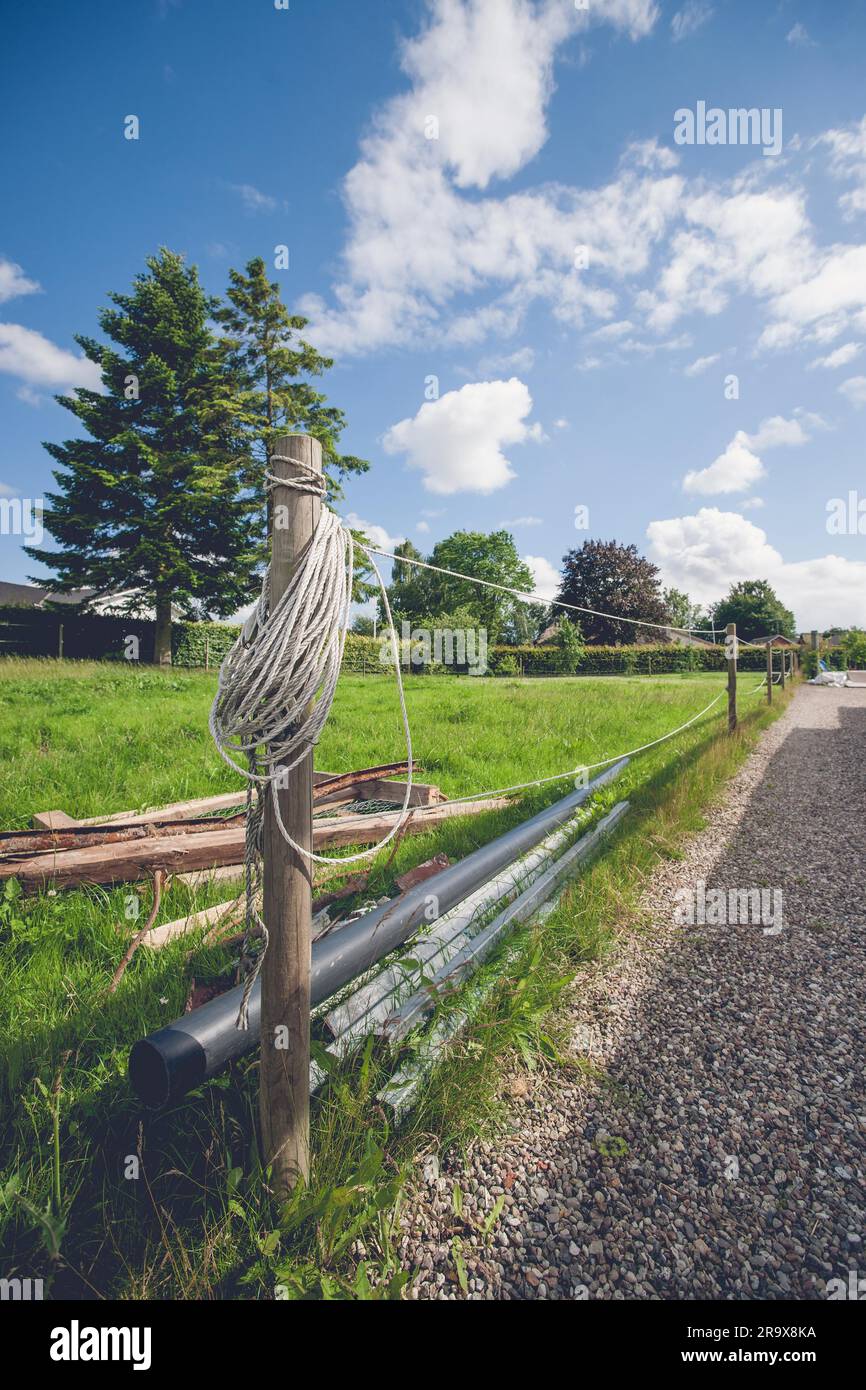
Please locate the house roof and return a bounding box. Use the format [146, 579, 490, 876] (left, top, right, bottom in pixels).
[755, 633, 798, 647]
[0, 581, 94, 608]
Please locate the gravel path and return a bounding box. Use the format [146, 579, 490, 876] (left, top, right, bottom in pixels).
[399, 685, 866, 1300]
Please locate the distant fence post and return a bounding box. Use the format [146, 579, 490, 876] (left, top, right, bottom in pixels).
[780, 644, 786, 690]
[726, 622, 737, 733]
[766, 641, 773, 704]
[204, 633, 210, 671]
[58, 623, 64, 660]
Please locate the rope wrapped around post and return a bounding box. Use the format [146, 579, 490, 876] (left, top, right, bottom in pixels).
[209, 458, 413, 1027]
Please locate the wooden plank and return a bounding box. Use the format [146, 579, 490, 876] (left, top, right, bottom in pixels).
[35, 769, 442, 827]
[1, 797, 512, 892]
[144, 894, 246, 950]
[70, 791, 247, 827]
[313, 777, 443, 809]
[313, 761, 412, 797]
[31, 810, 76, 831]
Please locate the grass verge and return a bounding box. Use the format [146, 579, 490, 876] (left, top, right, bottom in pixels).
[0, 661, 793, 1298]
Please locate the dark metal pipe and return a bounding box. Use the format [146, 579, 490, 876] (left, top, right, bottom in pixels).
[128, 760, 628, 1107]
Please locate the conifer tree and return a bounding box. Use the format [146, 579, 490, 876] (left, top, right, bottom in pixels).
[27, 249, 259, 664]
[215, 256, 368, 493]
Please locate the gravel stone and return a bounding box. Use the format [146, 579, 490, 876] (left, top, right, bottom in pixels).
[398, 686, 866, 1299]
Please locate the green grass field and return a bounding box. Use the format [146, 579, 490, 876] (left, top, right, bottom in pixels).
[0, 659, 789, 1298]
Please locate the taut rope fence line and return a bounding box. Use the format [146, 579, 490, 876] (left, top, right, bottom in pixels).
[208, 433, 794, 1195]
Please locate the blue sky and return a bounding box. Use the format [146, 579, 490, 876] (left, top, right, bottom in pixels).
[2, 0, 866, 629]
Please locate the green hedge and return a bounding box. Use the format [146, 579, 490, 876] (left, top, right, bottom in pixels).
[337, 635, 773, 676]
[172, 621, 240, 668]
[0, 603, 791, 675]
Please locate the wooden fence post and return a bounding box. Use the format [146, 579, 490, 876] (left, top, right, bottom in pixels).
[58, 623, 64, 660]
[726, 622, 737, 733]
[780, 644, 786, 690]
[260, 433, 321, 1198]
[766, 640, 773, 704]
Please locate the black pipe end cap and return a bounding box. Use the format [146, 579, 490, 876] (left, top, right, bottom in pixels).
[129, 1028, 207, 1109]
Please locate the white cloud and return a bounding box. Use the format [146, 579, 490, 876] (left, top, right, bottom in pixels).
[814, 114, 866, 218]
[383, 377, 538, 495]
[500, 515, 542, 527]
[416, 520, 431, 533]
[524, 554, 560, 601]
[746, 414, 813, 450]
[477, 346, 535, 375]
[741, 496, 765, 510]
[808, 341, 862, 370]
[639, 186, 817, 338]
[297, 0, 670, 356]
[553, 417, 569, 430]
[684, 352, 720, 376]
[682, 412, 816, 495]
[683, 434, 764, 495]
[0, 323, 103, 392]
[344, 512, 405, 553]
[838, 374, 866, 407]
[16, 384, 46, 407]
[0, 257, 40, 304]
[786, 23, 815, 48]
[671, 2, 713, 43]
[621, 139, 679, 171]
[228, 182, 279, 213]
[647, 508, 866, 629]
[591, 319, 635, 341]
[288, 2, 866, 368]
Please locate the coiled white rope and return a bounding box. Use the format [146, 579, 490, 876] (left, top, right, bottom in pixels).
[209, 460, 414, 1024]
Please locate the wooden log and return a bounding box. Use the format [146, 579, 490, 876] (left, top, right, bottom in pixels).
[0, 798, 512, 892]
[32, 769, 443, 830]
[171, 863, 245, 890]
[1, 813, 245, 856]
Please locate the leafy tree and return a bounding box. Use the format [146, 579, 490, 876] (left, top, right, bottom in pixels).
[27, 249, 259, 664]
[842, 628, 866, 667]
[712, 580, 796, 643]
[663, 586, 707, 634]
[381, 530, 534, 643]
[552, 615, 585, 673]
[512, 598, 549, 645]
[351, 614, 377, 637]
[555, 539, 669, 645]
[380, 539, 428, 623]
